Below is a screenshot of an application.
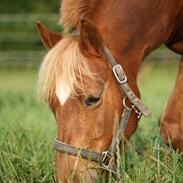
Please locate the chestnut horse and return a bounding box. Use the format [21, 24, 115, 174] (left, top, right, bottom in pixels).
[37, 0, 183, 182]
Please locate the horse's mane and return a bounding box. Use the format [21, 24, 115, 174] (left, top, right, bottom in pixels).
[38, 37, 98, 104]
[60, 0, 92, 30]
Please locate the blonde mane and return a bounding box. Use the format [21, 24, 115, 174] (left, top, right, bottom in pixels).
[60, 0, 93, 30]
[38, 37, 99, 104]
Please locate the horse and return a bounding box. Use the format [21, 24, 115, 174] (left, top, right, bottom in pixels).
[37, 0, 183, 182]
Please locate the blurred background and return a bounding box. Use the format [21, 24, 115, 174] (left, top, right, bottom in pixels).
[0, 1, 182, 182]
[0, 0, 61, 68]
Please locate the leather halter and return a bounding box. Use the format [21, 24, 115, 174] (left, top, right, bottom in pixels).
[54, 44, 151, 172]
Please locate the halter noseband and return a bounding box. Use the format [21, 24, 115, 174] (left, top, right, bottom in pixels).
[54, 44, 151, 172]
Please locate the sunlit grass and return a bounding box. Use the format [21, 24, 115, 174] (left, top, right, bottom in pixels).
[0, 64, 183, 182]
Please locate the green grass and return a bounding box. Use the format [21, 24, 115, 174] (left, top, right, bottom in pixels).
[0, 64, 183, 183]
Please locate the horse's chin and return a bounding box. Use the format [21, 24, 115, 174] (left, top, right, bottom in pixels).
[72, 170, 98, 183]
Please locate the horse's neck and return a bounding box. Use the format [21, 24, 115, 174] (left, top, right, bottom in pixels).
[61, 0, 183, 76]
[91, 0, 183, 77]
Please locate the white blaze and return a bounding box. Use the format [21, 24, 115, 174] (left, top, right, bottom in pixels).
[56, 78, 71, 105]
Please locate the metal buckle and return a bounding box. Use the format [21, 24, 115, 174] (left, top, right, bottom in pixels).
[112, 64, 127, 84]
[101, 151, 113, 169]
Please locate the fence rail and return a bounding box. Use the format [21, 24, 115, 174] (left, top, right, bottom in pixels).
[0, 14, 181, 68]
[0, 13, 59, 23]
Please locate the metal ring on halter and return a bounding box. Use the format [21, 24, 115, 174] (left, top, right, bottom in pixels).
[131, 105, 142, 119]
[123, 97, 132, 111]
[123, 97, 142, 119]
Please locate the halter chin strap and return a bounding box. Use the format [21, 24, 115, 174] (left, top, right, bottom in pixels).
[54, 44, 151, 173]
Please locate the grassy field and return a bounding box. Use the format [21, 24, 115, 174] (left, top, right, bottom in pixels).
[0, 63, 183, 183]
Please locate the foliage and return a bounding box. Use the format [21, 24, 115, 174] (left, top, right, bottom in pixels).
[0, 0, 61, 14]
[0, 64, 183, 182]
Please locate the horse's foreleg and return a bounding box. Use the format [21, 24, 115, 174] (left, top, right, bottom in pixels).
[160, 56, 183, 151]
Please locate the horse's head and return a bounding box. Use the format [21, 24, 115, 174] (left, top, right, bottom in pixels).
[37, 19, 139, 182]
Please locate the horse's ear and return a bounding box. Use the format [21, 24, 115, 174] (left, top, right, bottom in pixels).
[79, 19, 103, 54]
[36, 21, 62, 49]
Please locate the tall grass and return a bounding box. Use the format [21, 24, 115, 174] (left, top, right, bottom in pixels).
[0, 63, 183, 183]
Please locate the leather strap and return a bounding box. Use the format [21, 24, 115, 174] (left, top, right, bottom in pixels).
[54, 139, 102, 163]
[107, 102, 132, 156]
[103, 46, 151, 117]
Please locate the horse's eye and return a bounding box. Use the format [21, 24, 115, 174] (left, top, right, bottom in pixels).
[84, 96, 101, 106]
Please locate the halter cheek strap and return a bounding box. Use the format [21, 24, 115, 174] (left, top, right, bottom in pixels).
[54, 45, 151, 173]
[103, 46, 151, 117]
